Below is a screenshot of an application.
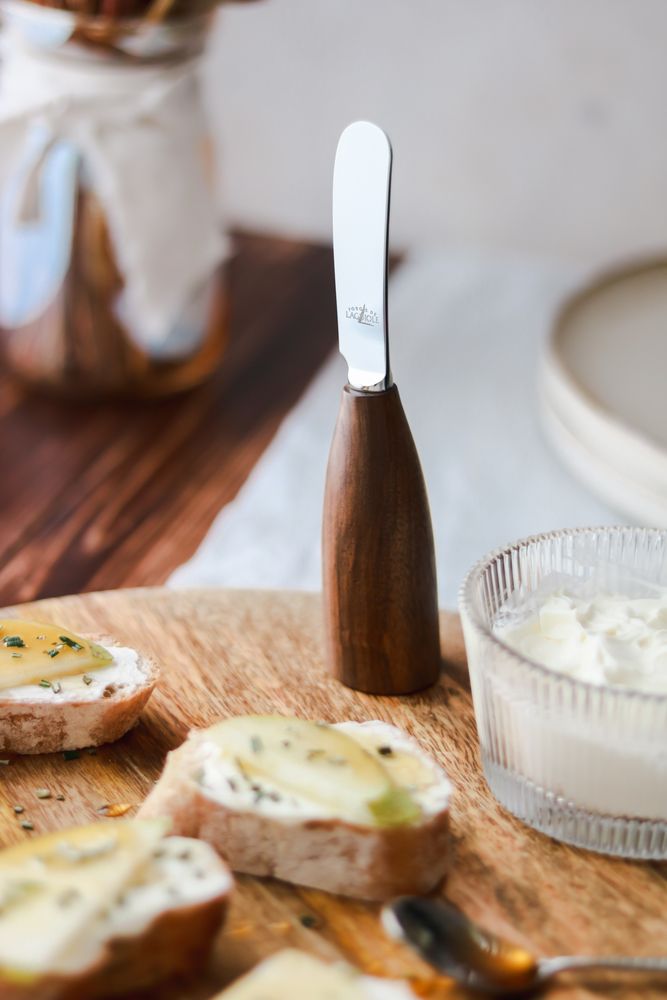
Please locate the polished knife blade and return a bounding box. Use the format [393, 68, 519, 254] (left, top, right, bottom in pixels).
[332, 121, 392, 391]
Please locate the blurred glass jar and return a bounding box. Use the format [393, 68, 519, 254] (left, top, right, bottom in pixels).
[0, 1, 229, 399]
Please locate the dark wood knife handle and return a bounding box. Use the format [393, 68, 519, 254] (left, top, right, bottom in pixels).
[322, 383, 440, 694]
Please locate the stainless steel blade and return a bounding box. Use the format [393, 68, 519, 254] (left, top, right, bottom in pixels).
[332, 121, 392, 391]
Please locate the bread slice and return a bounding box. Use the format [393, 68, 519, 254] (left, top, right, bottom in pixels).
[0, 635, 158, 755]
[139, 718, 451, 900]
[214, 949, 416, 999]
[0, 822, 233, 999]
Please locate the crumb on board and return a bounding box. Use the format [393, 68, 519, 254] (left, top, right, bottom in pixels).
[97, 803, 134, 818]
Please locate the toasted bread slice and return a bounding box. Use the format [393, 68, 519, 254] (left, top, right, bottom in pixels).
[140, 717, 451, 900]
[215, 949, 416, 999]
[0, 633, 158, 755]
[0, 821, 233, 999]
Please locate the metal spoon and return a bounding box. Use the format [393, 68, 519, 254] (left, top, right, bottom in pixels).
[383, 896, 667, 995]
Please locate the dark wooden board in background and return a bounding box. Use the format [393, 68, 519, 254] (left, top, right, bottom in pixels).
[0, 233, 338, 606]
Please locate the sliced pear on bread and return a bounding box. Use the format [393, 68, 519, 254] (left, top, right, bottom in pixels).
[205, 716, 421, 827]
[0, 820, 166, 982]
[215, 949, 415, 999]
[0, 620, 159, 755]
[0, 820, 232, 998]
[0, 621, 113, 691]
[140, 717, 452, 900]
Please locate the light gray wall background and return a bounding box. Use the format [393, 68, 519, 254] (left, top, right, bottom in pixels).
[204, 0, 667, 263]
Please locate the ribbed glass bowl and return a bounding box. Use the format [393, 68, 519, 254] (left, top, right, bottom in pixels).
[459, 526, 667, 859]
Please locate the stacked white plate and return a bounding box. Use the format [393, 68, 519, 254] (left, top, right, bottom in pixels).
[541, 258, 667, 526]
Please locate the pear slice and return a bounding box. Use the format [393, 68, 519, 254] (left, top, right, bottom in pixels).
[0, 820, 167, 983]
[367, 785, 421, 826]
[220, 949, 369, 1000]
[0, 620, 113, 691]
[205, 716, 420, 827]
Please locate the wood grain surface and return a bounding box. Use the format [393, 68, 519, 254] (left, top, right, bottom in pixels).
[0, 588, 665, 999]
[0, 233, 338, 607]
[322, 384, 440, 694]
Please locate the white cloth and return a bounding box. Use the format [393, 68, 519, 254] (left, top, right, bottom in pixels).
[170, 248, 621, 606]
[0, 30, 227, 345]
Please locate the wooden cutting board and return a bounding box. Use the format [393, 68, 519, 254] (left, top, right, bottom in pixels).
[0, 588, 665, 1000]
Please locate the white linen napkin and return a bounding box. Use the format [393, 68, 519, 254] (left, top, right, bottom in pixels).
[170, 248, 619, 606]
[0, 28, 227, 348]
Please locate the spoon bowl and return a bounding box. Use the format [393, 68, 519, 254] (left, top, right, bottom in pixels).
[383, 897, 539, 995]
[383, 897, 667, 996]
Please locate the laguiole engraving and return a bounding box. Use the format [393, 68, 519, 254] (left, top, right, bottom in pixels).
[345, 305, 379, 327]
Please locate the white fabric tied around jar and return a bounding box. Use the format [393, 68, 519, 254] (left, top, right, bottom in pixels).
[0, 27, 228, 354]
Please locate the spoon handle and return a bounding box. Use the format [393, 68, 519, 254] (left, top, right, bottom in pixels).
[541, 955, 667, 979]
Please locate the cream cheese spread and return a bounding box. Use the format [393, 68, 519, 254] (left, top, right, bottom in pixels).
[497, 590, 667, 694]
[0, 647, 144, 703]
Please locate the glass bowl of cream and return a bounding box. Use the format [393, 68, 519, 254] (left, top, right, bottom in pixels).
[459, 526, 667, 858]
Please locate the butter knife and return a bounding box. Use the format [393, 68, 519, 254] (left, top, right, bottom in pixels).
[322, 121, 440, 695]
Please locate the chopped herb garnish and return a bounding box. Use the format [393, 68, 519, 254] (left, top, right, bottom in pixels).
[299, 914, 317, 929]
[11, 653, 22, 659]
[82, 675, 93, 686]
[47, 649, 60, 659]
[250, 735, 263, 754]
[13, 806, 24, 814]
[377, 746, 394, 756]
[59, 636, 83, 651]
[20, 821, 34, 831]
[35, 789, 51, 800]
[55, 794, 65, 802]
[63, 750, 80, 761]
[3, 636, 25, 648]
[0, 760, 9, 766]
[39, 679, 52, 688]
[52, 681, 62, 694]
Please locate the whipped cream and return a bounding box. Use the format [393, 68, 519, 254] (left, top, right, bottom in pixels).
[497, 590, 667, 694]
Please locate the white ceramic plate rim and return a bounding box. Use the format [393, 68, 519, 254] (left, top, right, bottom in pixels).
[541, 256, 667, 520]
